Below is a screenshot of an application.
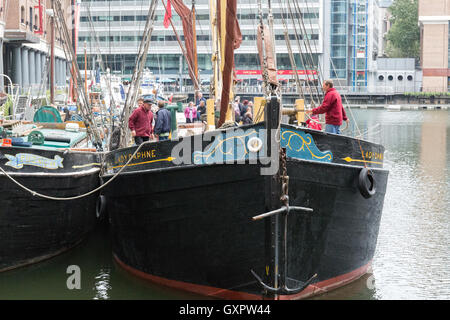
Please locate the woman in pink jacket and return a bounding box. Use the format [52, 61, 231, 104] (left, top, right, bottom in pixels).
[184, 102, 197, 123]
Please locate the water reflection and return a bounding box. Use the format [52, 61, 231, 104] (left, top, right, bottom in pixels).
[350, 109, 450, 300]
[93, 268, 112, 300]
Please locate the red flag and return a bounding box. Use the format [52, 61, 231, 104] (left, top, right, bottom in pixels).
[163, 0, 172, 29]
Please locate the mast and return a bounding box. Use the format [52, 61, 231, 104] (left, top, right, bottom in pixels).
[192, 0, 199, 89]
[209, 0, 219, 101]
[52, 0, 103, 150]
[50, 7, 55, 105]
[84, 41, 87, 99]
[110, 0, 158, 150]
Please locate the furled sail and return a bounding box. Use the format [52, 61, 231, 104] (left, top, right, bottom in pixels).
[257, 24, 278, 87]
[217, 0, 242, 127]
[170, 0, 197, 89]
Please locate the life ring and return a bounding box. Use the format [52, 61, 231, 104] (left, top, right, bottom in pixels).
[247, 136, 263, 153]
[96, 195, 107, 219]
[358, 168, 376, 199]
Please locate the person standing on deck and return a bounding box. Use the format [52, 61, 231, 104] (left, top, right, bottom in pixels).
[184, 101, 197, 123]
[154, 101, 172, 141]
[196, 100, 207, 122]
[196, 92, 207, 108]
[128, 98, 154, 145]
[306, 79, 349, 134]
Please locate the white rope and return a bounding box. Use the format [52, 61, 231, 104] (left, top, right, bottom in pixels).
[0, 140, 152, 201]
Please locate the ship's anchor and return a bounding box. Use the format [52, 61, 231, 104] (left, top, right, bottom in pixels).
[250, 148, 317, 296]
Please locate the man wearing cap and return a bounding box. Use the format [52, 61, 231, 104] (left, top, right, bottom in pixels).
[128, 98, 154, 145]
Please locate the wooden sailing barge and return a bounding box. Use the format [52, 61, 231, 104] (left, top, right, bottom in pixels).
[100, 0, 389, 299]
[0, 0, 104, 272]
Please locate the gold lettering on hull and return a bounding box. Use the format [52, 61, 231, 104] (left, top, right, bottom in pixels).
[115, 149, 157, 165]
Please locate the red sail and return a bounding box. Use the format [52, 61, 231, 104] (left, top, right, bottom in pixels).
[163, 0, 172, 29]
[170, 0, 196, 87]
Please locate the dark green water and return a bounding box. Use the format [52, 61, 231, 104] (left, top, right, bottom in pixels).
[1, 109, 449, 300]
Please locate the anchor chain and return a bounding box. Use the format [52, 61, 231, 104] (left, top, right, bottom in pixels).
[250, 148, 317, 297]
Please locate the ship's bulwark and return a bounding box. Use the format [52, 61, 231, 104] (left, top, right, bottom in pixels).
[103, 130, 389, 299]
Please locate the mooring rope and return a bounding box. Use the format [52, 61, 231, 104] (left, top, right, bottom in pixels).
[0, 140, 152, 201]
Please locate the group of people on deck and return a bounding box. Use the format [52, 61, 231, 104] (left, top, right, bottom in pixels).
[128, 79, 349, 146]
[184, 92, 207, 123]
[128, 97, 171, 146]
[184, 92, 255, 126]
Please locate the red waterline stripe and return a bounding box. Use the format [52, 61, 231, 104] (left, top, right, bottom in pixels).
[114, 254, 371, 300]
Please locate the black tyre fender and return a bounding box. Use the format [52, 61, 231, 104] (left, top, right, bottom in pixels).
[358, 167, 376, 199]
[96, 195, 107, 219]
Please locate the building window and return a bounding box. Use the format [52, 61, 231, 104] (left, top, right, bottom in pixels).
[20, 6, 25, 24]
[30, 7, 33, 31]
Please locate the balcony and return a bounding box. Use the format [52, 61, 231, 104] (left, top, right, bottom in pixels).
[3, 29, 40, 43]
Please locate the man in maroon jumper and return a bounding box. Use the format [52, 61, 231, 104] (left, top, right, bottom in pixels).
[128, 98, 154, 145]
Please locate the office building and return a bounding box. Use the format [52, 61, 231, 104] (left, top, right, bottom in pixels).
[78, 0, 381, 91]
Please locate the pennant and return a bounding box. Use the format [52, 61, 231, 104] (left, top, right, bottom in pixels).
[163, 0, 172, 29]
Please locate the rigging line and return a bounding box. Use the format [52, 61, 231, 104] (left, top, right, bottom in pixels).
[289, 0, 322, 103]
[304, 1, 367, 167]
[194, 3, 211, 58]
[290, 0, 322, 102]
[302, 0, 325, 82]
[307, 0, 365, 141]
[85, 2, 114, 134]
[293, 0, 324, 89]
[160, 0, 200, 90]
[253, 0, 267, 124]
[267, 0, 282, 145]
[285, 0, 318, 106]
[279, 0, 305, 101]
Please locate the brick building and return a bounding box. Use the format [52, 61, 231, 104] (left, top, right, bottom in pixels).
[0, 0, 76, 91]
[419, 0, 450, 92]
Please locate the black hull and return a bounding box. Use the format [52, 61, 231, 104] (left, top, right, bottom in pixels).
[102, 124, 389, 299]
[0, 147, 101, 272]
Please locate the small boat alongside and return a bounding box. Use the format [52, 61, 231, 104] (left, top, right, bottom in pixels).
[0, 107, 102, 272]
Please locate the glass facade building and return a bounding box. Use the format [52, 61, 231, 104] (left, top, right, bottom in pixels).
[77, 0, 380, 88]
[77, 0, 322, 82]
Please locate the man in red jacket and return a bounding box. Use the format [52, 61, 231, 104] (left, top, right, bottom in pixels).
[307, 80, 349, 134]
[128, 98, 154, 145]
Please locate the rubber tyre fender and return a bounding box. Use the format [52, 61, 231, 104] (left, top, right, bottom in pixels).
[358, 167, 376, 199]
[96, 195, 107, 219]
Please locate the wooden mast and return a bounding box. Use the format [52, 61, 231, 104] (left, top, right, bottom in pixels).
[50, 1, 55, 105]
[84, 41, 88, 100]
[192, 0, 199, 89]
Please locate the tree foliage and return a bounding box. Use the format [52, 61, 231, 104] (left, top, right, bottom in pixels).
[386, 0, 420, 58]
